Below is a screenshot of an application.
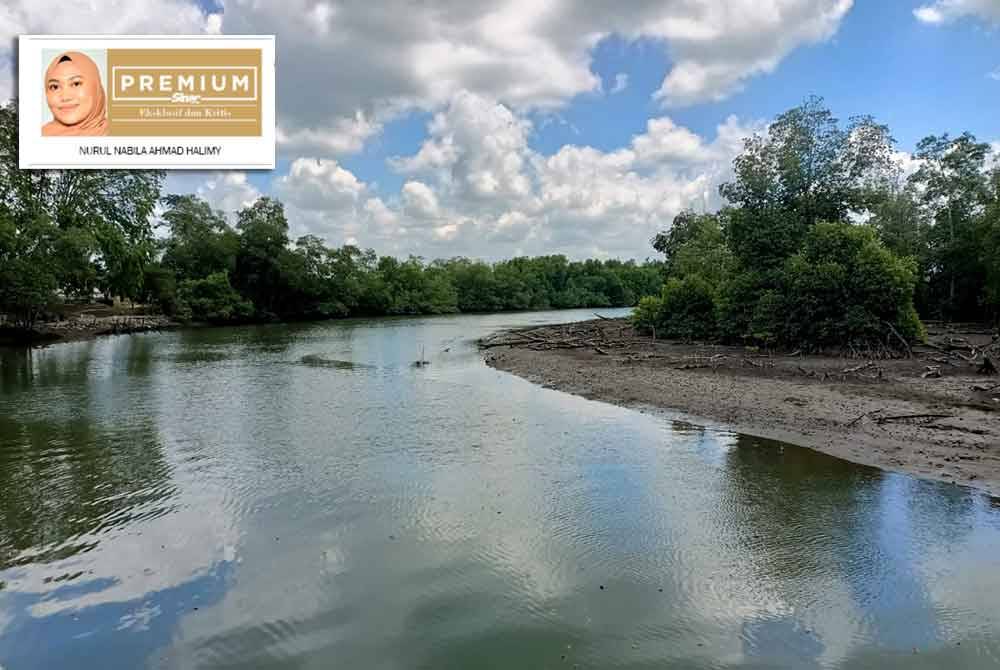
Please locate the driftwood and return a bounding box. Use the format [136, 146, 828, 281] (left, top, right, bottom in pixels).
[875, 413, 952, 424]
[847, 410, 879, 427]
[921, 366, 941, 379]
[883, 321, 912, 358]
[842, 361, 875, 374]
[671, 354, 728, 370]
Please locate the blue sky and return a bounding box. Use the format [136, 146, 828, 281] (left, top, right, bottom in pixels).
[3, 0, 999, 259]
[338, 0, 999, 199]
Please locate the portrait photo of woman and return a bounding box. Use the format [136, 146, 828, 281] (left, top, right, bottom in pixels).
[42, 51, 109, 136]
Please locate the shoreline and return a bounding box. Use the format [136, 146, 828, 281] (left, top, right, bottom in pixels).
[482, 318, 1000, 498]
[0, 314, 181, 347]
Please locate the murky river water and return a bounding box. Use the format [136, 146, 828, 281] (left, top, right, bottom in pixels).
[2, 308, 1000, 669]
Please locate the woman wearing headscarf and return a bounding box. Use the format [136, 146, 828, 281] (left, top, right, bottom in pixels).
[42, 51, 109, 136]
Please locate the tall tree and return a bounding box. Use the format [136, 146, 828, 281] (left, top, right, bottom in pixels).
[160, 194, 239, 280]
[232, 197, 290, 316]
[910, 132, 991, 319]
[0, 101, 162, 316]
[719, 96, 894, 270]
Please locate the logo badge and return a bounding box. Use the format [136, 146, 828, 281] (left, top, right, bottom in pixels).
[19, 36, 275, 169]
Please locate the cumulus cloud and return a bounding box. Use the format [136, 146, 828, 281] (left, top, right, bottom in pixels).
[275, 158, 366, 211]
[276, 111, 384, 156]
[2, 0, 850, 153]
[1, 0, 841, 259]
[392, 90, 534, 203]
[402, 180, 442, 220]
[218, 0, 851, 138]
[914, 0, 1000, 25]
[649, 0, 854, 106]
[273, 90, 759, 260]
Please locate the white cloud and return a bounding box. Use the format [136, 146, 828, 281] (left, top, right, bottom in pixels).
[197, 173, 262, 217]
[3, 1, 835, 259]
[273, 91, 758, 260]
[276, 111, 383, 155]
[3, 0, 851, 156]
[402, 180, 441, 219]
[989, 68, 1000, 81]
[393, 90, 534, 203]
[275, 158, 366, 212]
[914, 0, 1000, 24]
[651, 0, 854, 106]
[0, 0, 218, 41]
[220, 0, 851, 131]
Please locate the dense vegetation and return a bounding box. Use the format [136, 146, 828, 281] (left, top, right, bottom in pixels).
[0, 102, 660, 329]
[4, 96, 998, 347]
[636, 97, 1000, 351]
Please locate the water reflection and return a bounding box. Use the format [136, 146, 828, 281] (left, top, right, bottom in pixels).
[1, 308, 1000, 669]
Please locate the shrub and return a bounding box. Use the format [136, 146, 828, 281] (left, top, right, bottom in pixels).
[781, 222, 923, 349]
[632, 295, 663, 334]
[176, 272, 254, 323]
[659, 276, 717, 340]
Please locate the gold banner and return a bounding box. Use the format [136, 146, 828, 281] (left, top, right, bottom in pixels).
[105, 49, 262, 137]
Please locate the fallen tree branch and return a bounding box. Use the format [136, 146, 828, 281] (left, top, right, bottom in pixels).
[874, 413, 953, 425]
[847, 410, 880, 427]
[883, 320, 912, 358]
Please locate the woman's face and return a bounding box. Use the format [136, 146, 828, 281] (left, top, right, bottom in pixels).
[45, 60, 94, 126]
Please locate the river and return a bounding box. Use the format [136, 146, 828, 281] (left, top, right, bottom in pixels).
[1, 308, 999, 669]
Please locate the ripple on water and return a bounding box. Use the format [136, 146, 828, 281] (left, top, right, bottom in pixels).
[4, 309, 1000, 670]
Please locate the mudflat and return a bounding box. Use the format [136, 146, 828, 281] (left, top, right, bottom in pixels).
[482, 318, 1000, 497]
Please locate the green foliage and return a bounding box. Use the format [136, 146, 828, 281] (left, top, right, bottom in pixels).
[653, 211, 734, 288]
[232, 197, 290, 316]
[160, 194, 238, 280]
[176, 272, 254, 323]
[643, 98, 932, 352]
[631, 295, 663, 334]
[0, 212, 60, 329]
[142, 263, 178, 315]
[909, 133, 992, 320]
[719, 96, 893, 271]
[658, 276, 717, 340]
[630, 277, 716, 341]
[781, 223, 922, 348]
[0, 101, 162, 312]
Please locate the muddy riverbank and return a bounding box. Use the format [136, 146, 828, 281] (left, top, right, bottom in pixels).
[482, 318, 1000, 497]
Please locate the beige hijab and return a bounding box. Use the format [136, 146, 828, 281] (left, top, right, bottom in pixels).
[42, 51, 109, 136]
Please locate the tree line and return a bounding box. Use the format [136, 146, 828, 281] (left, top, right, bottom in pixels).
[145, 193, 662, 322]
[635, 97, 1000, 351]
[0, 102, 661, 329]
